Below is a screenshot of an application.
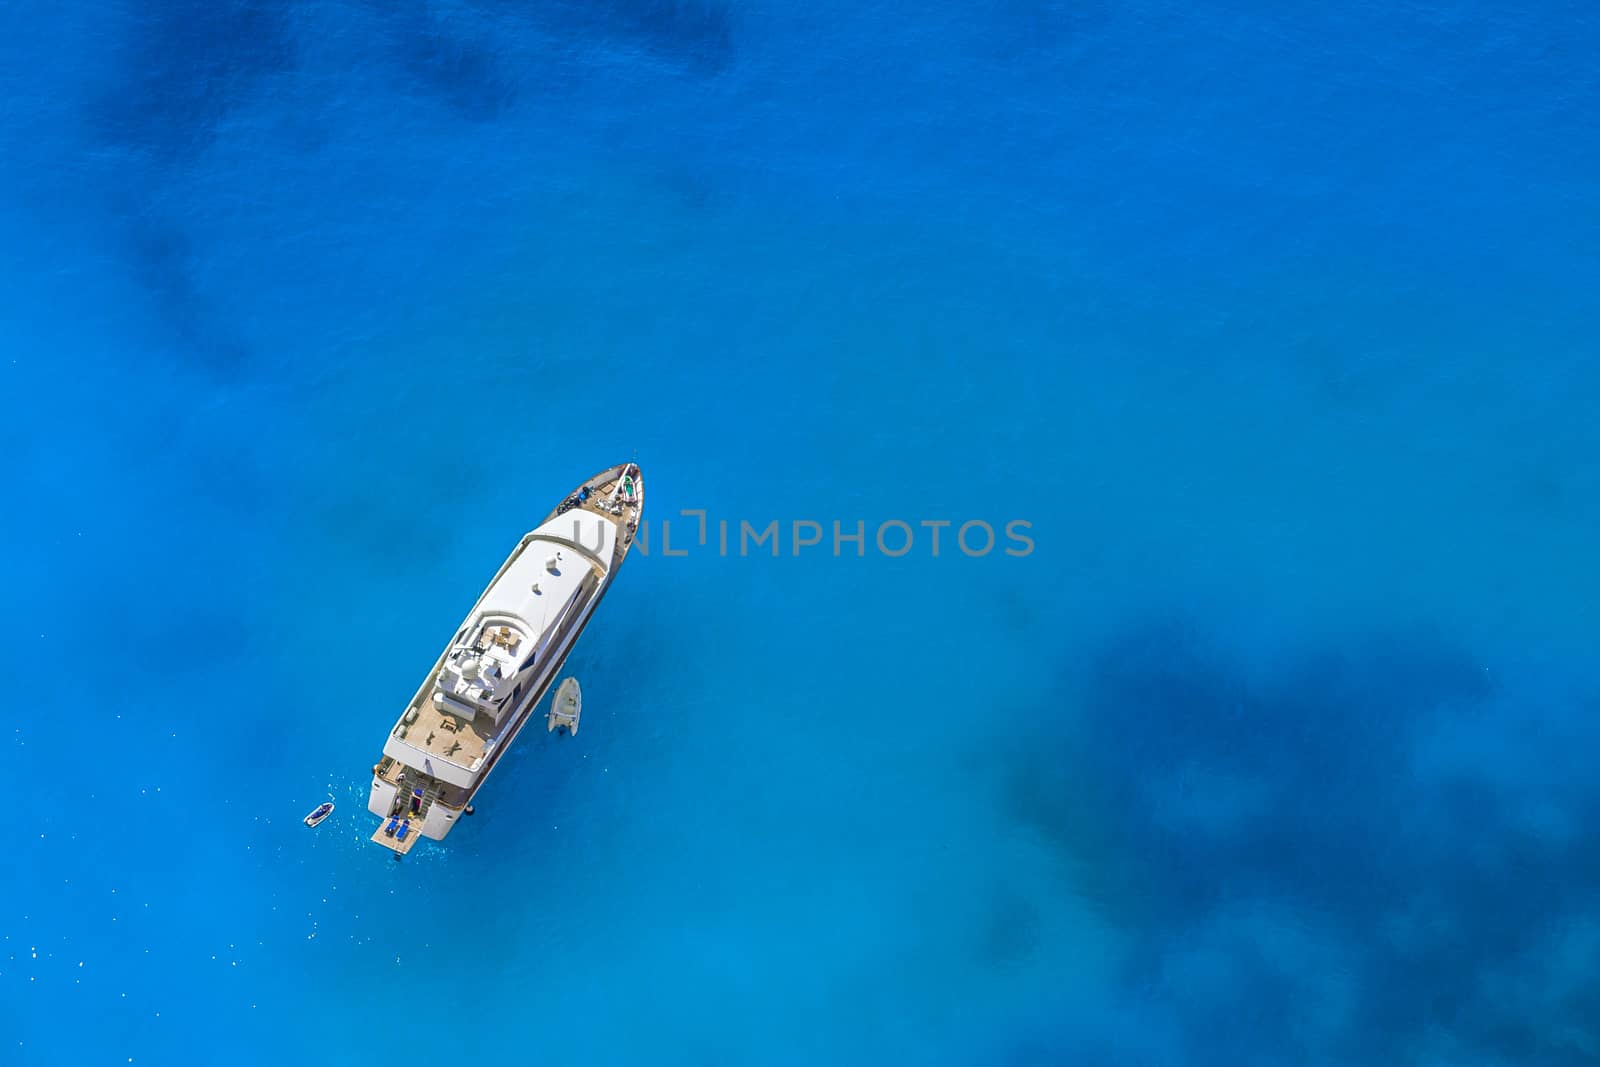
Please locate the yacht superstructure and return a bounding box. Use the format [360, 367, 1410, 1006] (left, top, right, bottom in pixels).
[367, 463, 643, 855]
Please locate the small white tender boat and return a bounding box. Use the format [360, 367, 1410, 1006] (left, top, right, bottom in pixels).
[303, 802, 335, 828]
[547, 677, 582, 735]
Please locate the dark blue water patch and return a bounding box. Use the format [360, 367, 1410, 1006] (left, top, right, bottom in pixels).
[380, 6, 522, 121]
[374, 0, 737, 103]
[1006, 620, 1600, 1064]
[644, 164, 721, 213]
[90, 0, 296, 160]
[978, 0, 1112, 61]
[518, 0, 735, 76]
[973, 883, 1042, 968]
[112, 206, 252, 375]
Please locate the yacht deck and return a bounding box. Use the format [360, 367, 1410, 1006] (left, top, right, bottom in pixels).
[564, 471, 641, 541]
[370, 821, 422, 855]
[377, 754, 470, 809]
[401, 697, 493, 771]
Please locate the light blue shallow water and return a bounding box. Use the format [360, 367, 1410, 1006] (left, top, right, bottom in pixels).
[3, 2, 1599, 1064]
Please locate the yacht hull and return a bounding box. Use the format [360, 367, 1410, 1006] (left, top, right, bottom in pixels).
[365, 463, 642, 852]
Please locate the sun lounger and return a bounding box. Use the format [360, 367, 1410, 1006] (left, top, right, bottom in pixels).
[397, 820, 411, 842]
[385, 818, 399, 837]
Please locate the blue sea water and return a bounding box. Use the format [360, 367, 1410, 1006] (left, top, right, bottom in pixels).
[3, 1, 1599, 1063]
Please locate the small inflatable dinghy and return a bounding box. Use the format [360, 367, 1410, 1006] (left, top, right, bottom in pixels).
[303, 801, 334, 828]
[547, 676, 582, 735]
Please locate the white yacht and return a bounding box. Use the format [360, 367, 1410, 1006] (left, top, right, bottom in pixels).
[367, 463, 643, 855]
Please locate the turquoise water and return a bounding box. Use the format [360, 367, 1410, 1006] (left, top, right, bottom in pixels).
[3, 2, 1599, 1064]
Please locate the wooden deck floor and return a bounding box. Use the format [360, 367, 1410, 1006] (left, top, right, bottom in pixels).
[370, 819, 423, 856]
